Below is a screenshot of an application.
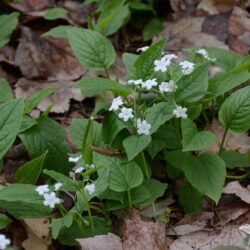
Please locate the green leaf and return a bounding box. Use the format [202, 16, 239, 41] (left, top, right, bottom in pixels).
[43, 169, 80, 192]
[67, 27, 116, 71]
[143, 18, 164, 41]
[179, 183, 203, 213]
[145, 102, 175, 134]
[184, 153, 226, 203]
[15, 152, 47, 184]
[147, 138, 166, 158]
[0, 99, 24, 160]
[129, 2, 154, 12]
[175, 63, 209, 102]
[102, 112, 127, 144]
[19, 117, 71, 174]
[221, 151, 249, 169]
[208, 70, 250, 99]
[43, 25, 70, 39]
[0, 184, 51, 218]
[123, 135, 151, 161]
[219, 86, 250, 132]
[52, 213, 73, 239]
[97, 1, 130, 36]
[0, 12, 19, 49]
[24, 87, 56, 114]
[94, 154, 143, 192]
[181, 118, 216, 151]
[0, 77, 13, 103]
[134, 38, 167, 79]
[44, 8, 68, 20]
[0, 214, 12, 229]
[70, 118, 102, 148]
[122, 53, 138, 78]
[19, 116, 37, 133]
[75, 77, 130, 97]
[131, 185, 151, 205]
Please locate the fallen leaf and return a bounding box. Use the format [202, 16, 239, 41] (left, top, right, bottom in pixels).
[22, 218, 51, 250]
[121, 209, 166, 250]
[77, 233, 123, 250]
[223, 181, 250, 204]
[15, 26, 85, 81]
[8, 0, 49, 12]
[15, 78, 83, 114]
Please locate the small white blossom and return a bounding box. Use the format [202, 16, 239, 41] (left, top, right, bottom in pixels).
[163, 54, 178, 61]
[239, 224, 250, 234]
[89, 164, 95, 169]
[0, 234, 10, 250]
[36, 185, 49, 196]
[109, 96, 123, 111]
[154, 57, 170, 72]
[85, 183, 96, 195]
[118, 107, 134, 122]
[180, 61, 195, 75]
[68, 155, 81, 163]
[141, 78, 158, 90]
[196, 49, 216, 62]
[75, 167, 85, 174]
[137, 119, 151, 135]
[43, 192, 61, 209]
[54, 183, 62, 191]
[136, 46, 149, 52]
[128, 79, 143, 86]
[159, 80, 177, 93]
[173, 106, 187, 119]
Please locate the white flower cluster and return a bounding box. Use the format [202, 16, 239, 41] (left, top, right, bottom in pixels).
[196, 49, 216, 62]
[36, 183, 62, 209]
[180, 61, 195, 75]
[0, 234, 10, 250]
[159, 80, 177, 93]
[154, 54, 177, 72]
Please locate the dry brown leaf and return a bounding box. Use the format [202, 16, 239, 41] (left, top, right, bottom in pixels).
[223, 181, 250, 204]
[206, 119, 250, 154]
[169, 225, 246, 250]
[122, 209, 166, 250]
[15, 78, 83, 114]
[21, 218, 51, 250]
[15, 26, 85, 81]
[77, 233, 123, 250]
[8, 0, 49, 12]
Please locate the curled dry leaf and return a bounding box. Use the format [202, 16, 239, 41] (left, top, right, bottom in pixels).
[77, 233, 123, 250]
[15, 26, 85, 80]
[223, 181, 250, 204]
[121, 209, 166, 250]
[21, 218, 51, 250]
[15, 78, 83, 114]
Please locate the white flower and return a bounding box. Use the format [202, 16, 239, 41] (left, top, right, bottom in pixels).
[54, 183, 62, 191]
[137, 119, 151, 135]
[196, 49, 216, 62]
[43, 192, 61, 209]
[89, 164, 95, 169]
[180, 61, 195, 75]
[0, 234, 10, 250]
[141, 78, 158, 90]
[128, 79, 143, 86]
[163, 54, 178, 61]
[136, 46, 149, 52]
[159, 80, 177, 93]
[36, 185, 49, 196]
[239, 224, 250, 234]
[154, 57, 170, 72]
[109, 96, 123, 111]
[173, 106, 187, 119]
[75, 166, 85, 174]
[68, 155, 81, 163]
[118, 107, 134, 122]
[85, 183, 96, 195]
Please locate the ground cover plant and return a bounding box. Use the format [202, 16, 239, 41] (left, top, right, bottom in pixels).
[0, 2, 250, 250]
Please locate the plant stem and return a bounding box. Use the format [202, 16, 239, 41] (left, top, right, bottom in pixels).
[83, 191, 95, 235]
[226, 171, 250, 180]
[218, 128, 228, 155]
[127, 189, 132, 208]
[141, 151, 150, 179]
[104, 67, 110, 78]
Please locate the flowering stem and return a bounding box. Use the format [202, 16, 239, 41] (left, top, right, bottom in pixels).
[140, 151, 150, 179]
[218, 128, 228, 155]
